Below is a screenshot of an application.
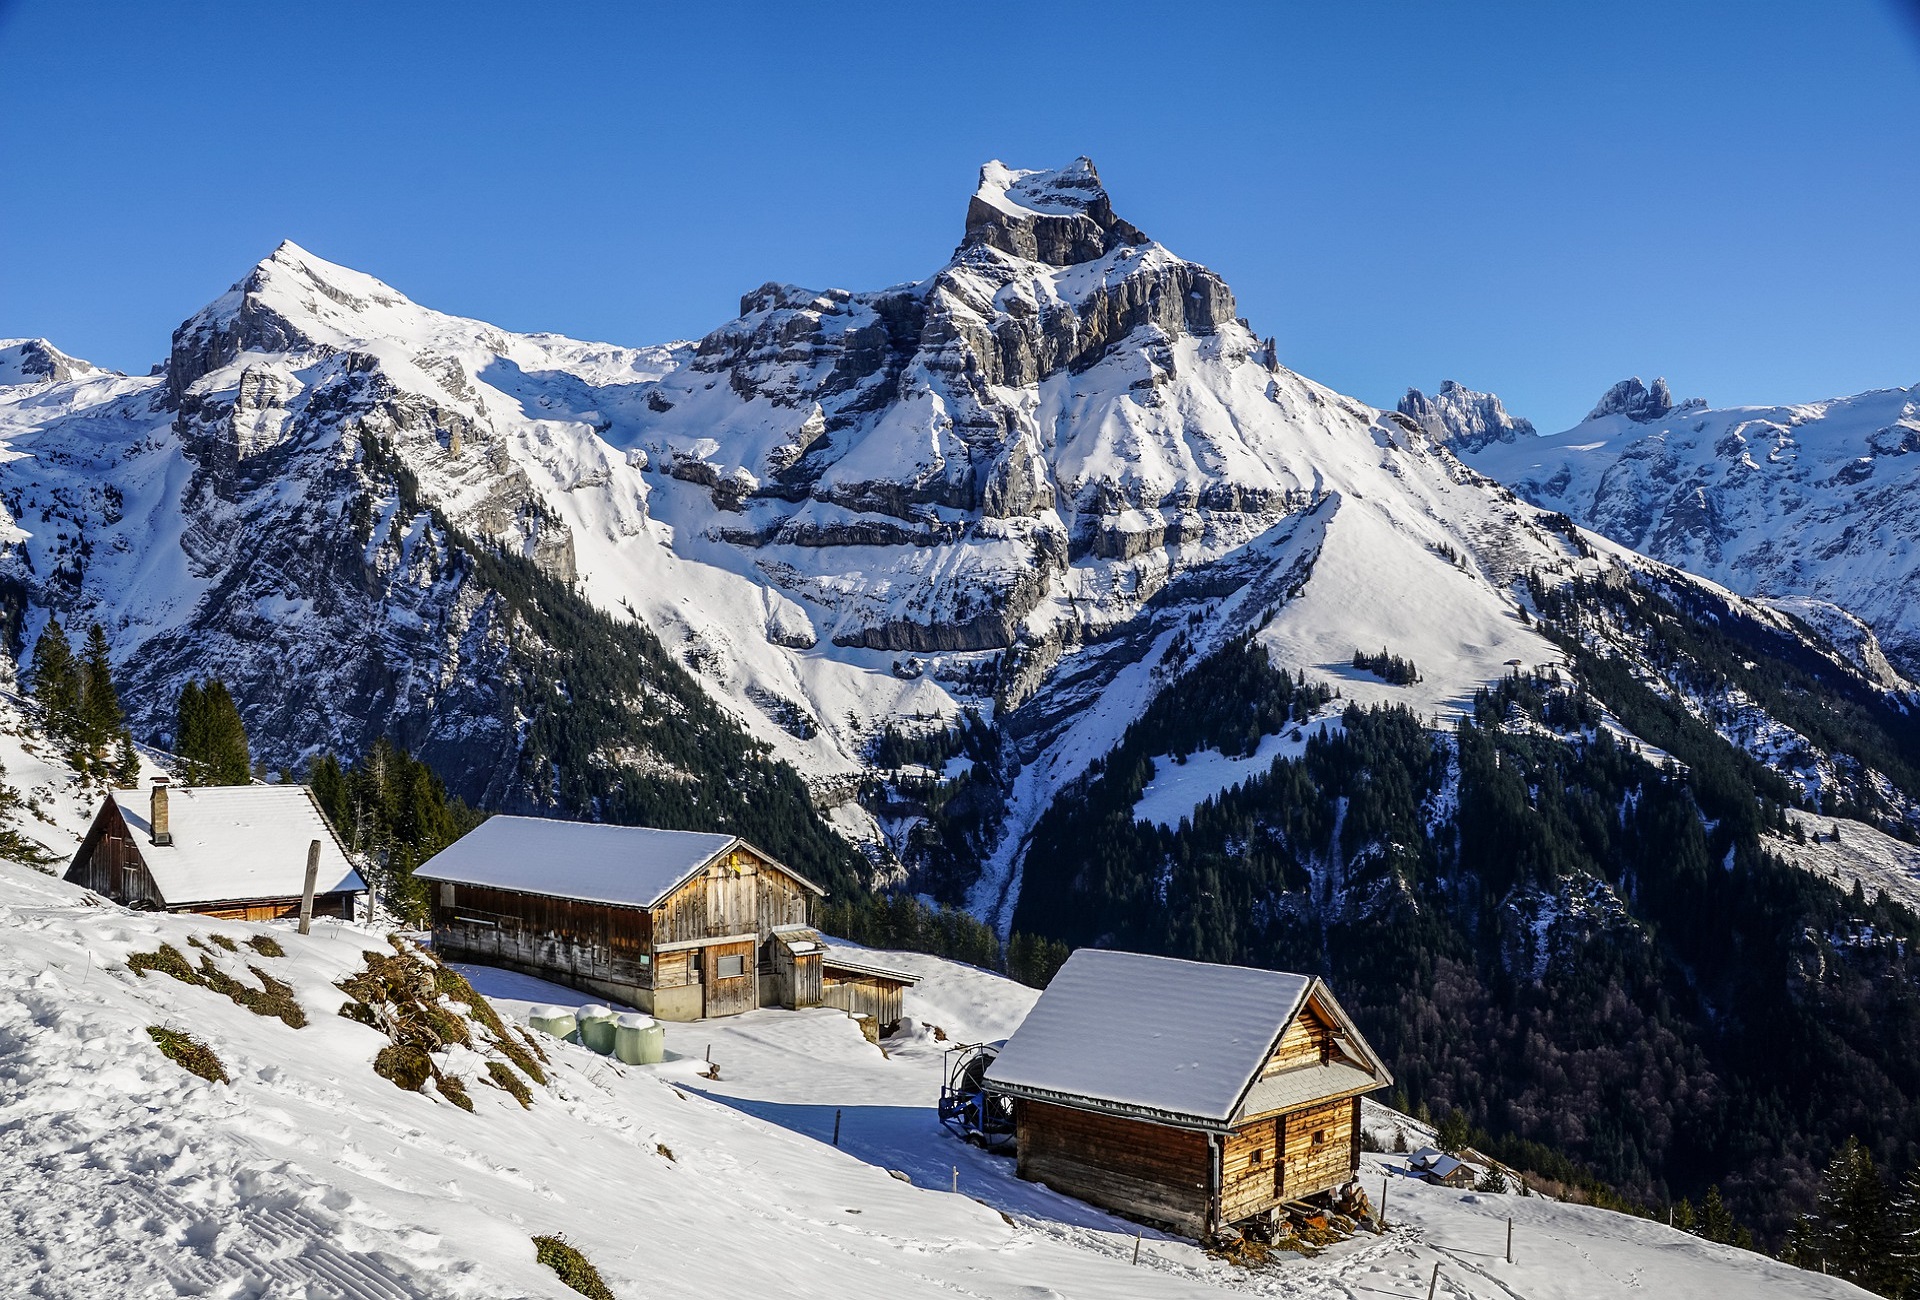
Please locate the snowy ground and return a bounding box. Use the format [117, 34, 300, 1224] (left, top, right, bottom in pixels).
[1770, 809, 1920, 916]
[1133, 714, 1345, 830]
[0, 858, 1862, 1298]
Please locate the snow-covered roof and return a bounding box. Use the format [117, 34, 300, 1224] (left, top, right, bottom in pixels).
[986, 950, 1333, 1127]
[819, 944, 920, 985]
[412, 816, 822, 909]
[105, 786, 364, 907]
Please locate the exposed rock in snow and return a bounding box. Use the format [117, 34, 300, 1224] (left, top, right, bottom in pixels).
[1469, 382, 1920, 675]
[1583, 375, 1698, 423]
[0, 338, 106, 387]
[1398, 379, 1536, 452]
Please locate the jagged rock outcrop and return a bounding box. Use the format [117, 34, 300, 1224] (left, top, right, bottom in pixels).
[1398, 380, 1536, 452]
[1586, 376, 1683, 423]
[0, 339, 105, 386]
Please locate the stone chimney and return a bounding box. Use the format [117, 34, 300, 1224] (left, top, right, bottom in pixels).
[150, 776, 173, 847]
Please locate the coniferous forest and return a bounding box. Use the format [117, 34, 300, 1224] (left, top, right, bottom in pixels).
[1012, 618, 1920, 1254]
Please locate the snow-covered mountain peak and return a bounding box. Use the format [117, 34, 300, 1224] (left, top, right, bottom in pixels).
[1584, 375, 1704, 423]
[963, 156, 1149, 267]
[0, 338, 107, 386]
[1398, 379, 1537, 452]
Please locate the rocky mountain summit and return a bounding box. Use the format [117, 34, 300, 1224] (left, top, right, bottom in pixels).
[3, 159, 1914, 909]
[1397, 379, 1536, 451]
[1584, 375, 1702, 423]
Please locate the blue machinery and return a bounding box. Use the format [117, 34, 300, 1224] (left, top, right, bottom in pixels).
[937, 1040, 1015, 1152]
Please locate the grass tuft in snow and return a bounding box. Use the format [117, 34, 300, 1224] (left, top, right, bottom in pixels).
[485, 1060, 533, 1108]
[207, 933, 238, 952]
[436, 1072, 474, 1113]
[146, 1025, 228, 1084]
[531, 1235, 615, 1300]
[126, 943, 307, 1028]
[372, 1043, 433, 1092]
[246, 933, 285, 958]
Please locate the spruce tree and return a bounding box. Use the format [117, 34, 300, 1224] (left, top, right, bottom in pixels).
[29, 617, 80, 744]
[77, 623, 126, 764]
[175, 678, 251, 785]
[1818, 1137, 1894, 1292]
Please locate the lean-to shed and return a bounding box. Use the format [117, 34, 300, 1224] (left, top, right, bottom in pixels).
[67, 779, 365, 921]
[985, 949, 1392, 1237]
[413, 816, 826, 1021]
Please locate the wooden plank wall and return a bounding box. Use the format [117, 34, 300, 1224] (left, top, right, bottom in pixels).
[67, 800, 166, 909]
[1262, 1002, 1334, 1075]
[192, 894, 355, 922]
[1220, 1114, 1283, 1222]
[434, 882, 654, 990]
[1275, 1095, 1357, 1200]
[1015, 1100, 1212, 1236]
[655, 847, 812, 946]
[702, 938, 758, 1018]
[821, 975, 905, 1031]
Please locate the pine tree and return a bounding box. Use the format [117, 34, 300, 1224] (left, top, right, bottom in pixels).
[175, 679, 206, 774]
[1699, 1185, 1736, 1245]
[29, 617, 81, 744]
[1817, 1137, 1894, 1292]
[1891, 1164, 1920, 1297]
[77, 623, 127, 770]
[1438, 1106, 1472, 1156]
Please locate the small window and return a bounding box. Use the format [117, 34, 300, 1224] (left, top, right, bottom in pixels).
[717, 954, 746, 979]
[439, 883, 455, 907]
[1251, 1147, 1263, 1165]
[1313, 1130, 1326, 1146]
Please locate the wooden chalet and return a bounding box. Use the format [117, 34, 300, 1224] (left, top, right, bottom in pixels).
[419, 817, 922, 1023]
[67, 778, 365, 921]
[984, 949, 1392, 1238]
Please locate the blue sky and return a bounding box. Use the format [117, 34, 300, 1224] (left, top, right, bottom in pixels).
[3, 1, 1917, 431]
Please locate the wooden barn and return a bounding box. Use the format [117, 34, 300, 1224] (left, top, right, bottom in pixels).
[418, 817, 895, 1021]
[819, 946, 920, 1034]
[984, 949, 1392, 1238]
[67, 778, 365, 921]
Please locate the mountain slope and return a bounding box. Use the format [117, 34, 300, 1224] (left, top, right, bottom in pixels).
[1467, 379, 1920, 676]
[0, 858, 1867, 1299]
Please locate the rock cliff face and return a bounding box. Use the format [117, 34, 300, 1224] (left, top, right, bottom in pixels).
[1398, 379, 1536, 452]
[1584, 375, 1700, 423]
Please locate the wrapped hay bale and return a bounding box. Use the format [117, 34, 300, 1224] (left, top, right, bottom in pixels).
[614, 1013, 663, 1065]
[577, 1004, 617, 1054]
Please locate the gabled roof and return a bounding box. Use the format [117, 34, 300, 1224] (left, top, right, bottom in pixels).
[985, 949, 1390, 1130]
[411, 816, 824, 909]
[102, 786, 364, 907]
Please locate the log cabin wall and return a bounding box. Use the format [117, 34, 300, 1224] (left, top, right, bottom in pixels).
[1262, 1001, 1335, 1075]
[1014, 1099, 1212, 1237]
[432, 882, 655, 1004]
[1269, 1095, 1357, 1200]
[1221, 1113, 1285, 1222]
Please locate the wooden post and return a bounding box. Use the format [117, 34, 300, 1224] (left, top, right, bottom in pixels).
[1132, 1232, 1142, 1265]
[297, 839, 321, 935]
[951, 1165, 958, 1194]
[1506, 1216, 1513, 1264]
[1427, 1262, 1440, 1300]
[1380, 1177, 1389, 1229]
[833, 1109, 841, 1147]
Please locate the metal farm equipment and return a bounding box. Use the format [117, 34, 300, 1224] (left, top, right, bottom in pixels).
[937, 1040, 1015, 1152]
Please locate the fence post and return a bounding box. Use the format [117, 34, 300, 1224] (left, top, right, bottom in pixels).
[1133, 1233, 1142, 1265]
[298, 839, 321, 935]
[833, 1109, 841, 1147]
[1507, 1216, 1513, 1264]
[1427, 1262, 1440, 1300]
[1380, 1177, 1389, 1229]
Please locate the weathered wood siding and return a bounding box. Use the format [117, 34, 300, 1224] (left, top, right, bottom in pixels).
[655, 846, 812, 945]
[191, 894, 355, 922]
[1221, 1113, 1283, 1222]
[766, 939, 824, 1010]
[821, 972, 906, 1032]
[1263, 1001, 1335, 1075]
[431, 881, 654, 993]
[66, 799, 166, 909]
[701, 938, 758, 1018]
[1015, 1100, 1212, 1236]
[1275, 1095, 1356, 1200]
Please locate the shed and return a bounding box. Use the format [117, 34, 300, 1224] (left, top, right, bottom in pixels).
[67, 779, 364, 921]
[984, 949, 1392, 1238]
[819, 945, 921, 1034]
[1408, 1148, 1475, 1187]
[413, 816, 825, 1021]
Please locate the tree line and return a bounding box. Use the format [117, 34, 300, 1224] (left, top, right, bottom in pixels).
[28, 617, 136, 784]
